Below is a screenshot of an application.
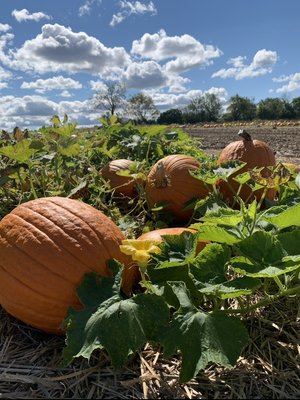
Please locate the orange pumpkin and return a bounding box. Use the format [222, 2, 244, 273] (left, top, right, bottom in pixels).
[138, 227, 209, 254]
[101, 159, 141, 198]
[145, 154, 211, 223]
[0, 197, 135, 335]
[217, 130, 276, 207]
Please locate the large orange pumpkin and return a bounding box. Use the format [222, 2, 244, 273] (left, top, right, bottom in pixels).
[0, 197, 135, 335]
[217, 130, 276, 207]
[138, 227, 209, 254]
[101, 159, 141, 198]
[145, 154, 211, 223]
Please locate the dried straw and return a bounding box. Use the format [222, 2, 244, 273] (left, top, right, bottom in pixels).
[0, 295, 299, 399]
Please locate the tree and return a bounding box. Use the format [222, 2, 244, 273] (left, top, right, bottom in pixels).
[257, 97, 286, 120]
[202, 93, 222, 122]
[157, 108, 183, 124]
[126, 93, 159, 123]
[292, 97, 300, 118]
[226, 95, 257, 121]
[183, 93, 222, 123]
[91, 82, 126, 117]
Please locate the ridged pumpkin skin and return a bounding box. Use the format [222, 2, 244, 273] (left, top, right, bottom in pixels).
[145, 154, 211, 223]
[101, 159, 139, 198]
[138, 227, 209, 254]
[217, 137, 276, 206]
[0, 197, 134, 335]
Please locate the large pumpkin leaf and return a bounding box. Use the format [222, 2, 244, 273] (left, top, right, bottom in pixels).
[230, 256, 300, 278]
[190, 243, 230, 284]
[62, 261, 170, 369]
[198, 277, 262, 299]
[159, 282, 249, 383]
[190, 224, 242, 244]
[262, 202, 300, 229]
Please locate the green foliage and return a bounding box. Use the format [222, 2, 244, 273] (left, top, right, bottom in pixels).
[62, 201, 300, 382]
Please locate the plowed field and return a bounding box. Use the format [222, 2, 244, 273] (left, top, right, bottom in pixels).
[182, 124, 300, 164]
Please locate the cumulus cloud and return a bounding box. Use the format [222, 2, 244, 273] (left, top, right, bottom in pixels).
[20, 76, 83, 93]
[11, 9, 52, 23]
[78, 0, 102, 16]
[0, 23, 12, 32]
[0, 95, 97, 130]
[0, 66, 12, 88]
[122, 60, 168, 89]
[144, 87, 228, 112]
[131, 29, 222, 73]
[4, 24, 130, 74]
[110, 1, 157, 26]
[212, 49, 278, 80]
[273, 72, 300, 93]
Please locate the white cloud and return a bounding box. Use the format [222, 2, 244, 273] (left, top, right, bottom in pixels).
[212, 49, 278, 80]
[110, 1, 157, 26]
[0, 95, 98, 130]
[144, 87, 228, 112]
[131, 29, 222, 73]
[4, 24, 131, 74]
[11, 9, 52, 23]
[0, 23, 12, 32]
[20, 76, 83, 93]
[0, 66, 12, 88]
[78, 0, 102, 16]
[60, 90, 72, 97]
[274, 72, 300, 93]
[122, 60, 168, 89]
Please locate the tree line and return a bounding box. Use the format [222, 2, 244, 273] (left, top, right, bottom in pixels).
[92, 82, 300, 125]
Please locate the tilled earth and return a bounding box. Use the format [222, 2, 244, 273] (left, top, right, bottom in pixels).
[182, 124, 300, 164]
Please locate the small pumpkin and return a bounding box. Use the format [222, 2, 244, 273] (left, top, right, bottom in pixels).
[138, 227, 209, 254]
[101, 159, 141, 198]
[0, 197, 135, 334]
[217, 130, 276, 206]
[145, 154, 211, 223]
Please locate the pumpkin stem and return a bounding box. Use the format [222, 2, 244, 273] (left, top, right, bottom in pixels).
[154, 161, 170, 188]
[238, 129, 252, 141]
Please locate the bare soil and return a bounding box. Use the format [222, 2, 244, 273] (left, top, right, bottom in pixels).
[181, 124, 300, 165]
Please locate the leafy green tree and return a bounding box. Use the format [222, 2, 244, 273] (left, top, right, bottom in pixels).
[226, 95, 257, 121]
[157, 108, 183, 124]
[92, 82, 126, 117]
[126, 93, 159, 123]
[291, 97, 300, 118]
[202, 93, 222, 122]
[183, 93, 222, 123]
[256, 97, 292, 120]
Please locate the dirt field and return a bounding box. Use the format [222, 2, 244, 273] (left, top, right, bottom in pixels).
[181, 124, 300, 165]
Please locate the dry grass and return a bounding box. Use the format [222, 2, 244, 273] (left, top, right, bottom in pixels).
[1, 295, 299, 399]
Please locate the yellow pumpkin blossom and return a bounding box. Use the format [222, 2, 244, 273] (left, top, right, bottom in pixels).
[120, 239, 161, 268]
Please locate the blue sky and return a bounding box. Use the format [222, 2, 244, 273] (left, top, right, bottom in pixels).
[0, 0, 300, 129]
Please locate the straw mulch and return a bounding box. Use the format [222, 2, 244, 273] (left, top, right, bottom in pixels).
[0, 295, 299, 399]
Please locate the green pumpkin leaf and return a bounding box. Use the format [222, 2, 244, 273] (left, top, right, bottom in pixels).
[0, 140, 38, 163]
[198, 277, 262, 299]
[277, 229, 300, 255]
[190, 224, 242, 244]
[199, 208, 244, 227]
[159, 282, 249, 383]
[230, 256, 300, 278]
[154, 231, 197, 268]
[62, 262, 170, 369]
[190, 243, 230, 284]
[262, 202, 300, 229]
[234, 231, 285, 264]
